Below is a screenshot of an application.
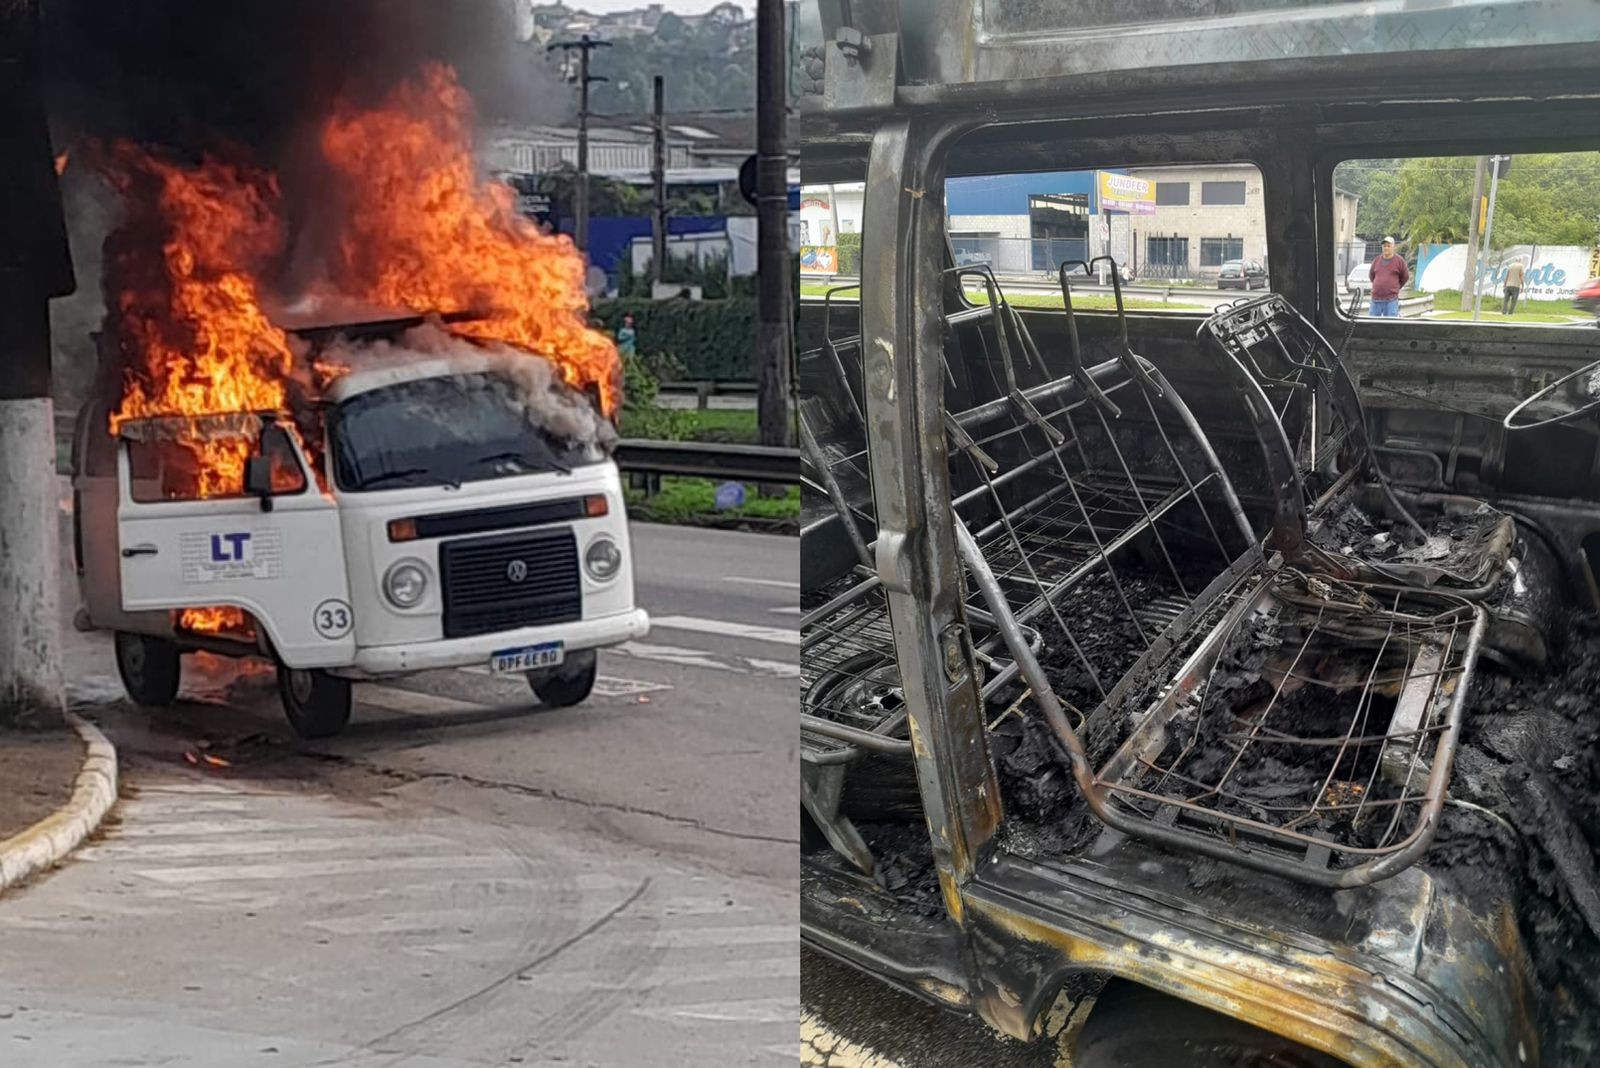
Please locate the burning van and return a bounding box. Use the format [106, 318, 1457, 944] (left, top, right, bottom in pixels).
[62, 63, 647, 738]
[73, 319, 647, 738]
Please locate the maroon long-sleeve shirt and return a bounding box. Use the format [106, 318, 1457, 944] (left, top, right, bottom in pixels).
[1369, 253, 1410, 302]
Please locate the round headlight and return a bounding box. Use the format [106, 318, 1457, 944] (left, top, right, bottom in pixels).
[384, 559, 429, 608]
[584, 536, 622, 582]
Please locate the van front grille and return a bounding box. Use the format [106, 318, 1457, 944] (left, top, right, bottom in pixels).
[440, 529, 581, 638]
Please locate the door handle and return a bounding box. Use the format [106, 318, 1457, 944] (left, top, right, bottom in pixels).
[121, 545, 159, 558]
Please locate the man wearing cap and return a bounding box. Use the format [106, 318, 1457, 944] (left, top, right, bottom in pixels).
[1368, 237, 1409, 317]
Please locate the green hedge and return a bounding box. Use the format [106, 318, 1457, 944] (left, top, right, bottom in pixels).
[837, 233, 861, 276]
[593, 298, 756, 382]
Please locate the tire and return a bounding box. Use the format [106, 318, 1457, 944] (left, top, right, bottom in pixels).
[528, 650, 598, 708]
[114, 631, 181, 707]
[276, 665, 353, 739]
[1074, 982, 1347, 1068]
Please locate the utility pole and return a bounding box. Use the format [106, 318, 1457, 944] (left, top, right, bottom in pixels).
[547, 34, 611, 253]
[1460, 155, 1487, 305]
[755, 0, 794, 457]
[1472, 155, 1507, 322]
[0, 0, 76, 730]
[651, 75, 667, 288]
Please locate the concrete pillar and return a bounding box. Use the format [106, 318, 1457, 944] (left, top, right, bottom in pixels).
[0, 397, 65, 728]
[0, 289, 66, 730]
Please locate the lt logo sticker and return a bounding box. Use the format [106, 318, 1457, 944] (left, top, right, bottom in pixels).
[313, 600, 354, 640]
[180, 529, 283, 584]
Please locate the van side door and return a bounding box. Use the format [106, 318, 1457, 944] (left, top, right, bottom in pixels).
[115, 421, 357, 669]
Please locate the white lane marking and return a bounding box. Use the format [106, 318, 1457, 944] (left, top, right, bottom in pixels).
[130, 854, 510, 885]
[613, 642, 797, 679]
[306, 889, 630, 935]
[724, 576, 801, 590]
[769, 606, 803, 616]
[652, 615, 800, 646]
[78, 833, 452, 862]
[649, 923, 797, 948]
[111, 818, 374, 839]
[592, 675, 673, 697]
[636, 997, 797, 1024]
[743, 656, 799, 679]
[360, 685, 482, 716]
[504, 956, 797, 993]
[616, 641, 738, 674]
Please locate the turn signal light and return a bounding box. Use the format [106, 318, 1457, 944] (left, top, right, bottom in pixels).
[584, 494, 609, 517]
[387, 517, 419, 542]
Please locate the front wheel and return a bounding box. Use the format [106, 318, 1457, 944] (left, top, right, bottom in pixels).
[277, 665, 352, 739]
[115, 631, 181, 707]
[527, 651, 598, 708]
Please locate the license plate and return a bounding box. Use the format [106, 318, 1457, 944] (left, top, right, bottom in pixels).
[490, 641, 565, 674]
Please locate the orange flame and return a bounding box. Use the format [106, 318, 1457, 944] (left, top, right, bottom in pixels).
[179, 607, 251, 635]
[317, 64, 620, 414]
[106, 149, 296, 500]
[55, 150, 70, 175]
[104, 65, 619, 635]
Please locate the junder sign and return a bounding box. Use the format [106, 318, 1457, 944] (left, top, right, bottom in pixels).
[1415, 243, 1592, 301]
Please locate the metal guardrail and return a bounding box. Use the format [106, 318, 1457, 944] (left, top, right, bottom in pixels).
[616, 438, 801, 484]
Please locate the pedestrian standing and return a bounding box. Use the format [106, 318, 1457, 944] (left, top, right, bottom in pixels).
[1502, 258, 1526, 315]
[617, 314, 637, 359]
[1368, 236, 1409, 317]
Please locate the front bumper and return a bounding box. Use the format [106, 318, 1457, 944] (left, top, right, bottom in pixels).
[343, 608, 650, 677]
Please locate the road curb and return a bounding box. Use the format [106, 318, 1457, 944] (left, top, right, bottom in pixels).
[0, 714, 117, 894]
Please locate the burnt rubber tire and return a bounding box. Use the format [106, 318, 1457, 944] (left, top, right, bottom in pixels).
[277, 665, 353, 739]
[114, 632, 181, 707]
[528, 651, 598, 709]
[1074, 982, 1347, 1068]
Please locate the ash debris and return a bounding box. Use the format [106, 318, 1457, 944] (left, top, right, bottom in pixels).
[1435, 610, 1600, 1064]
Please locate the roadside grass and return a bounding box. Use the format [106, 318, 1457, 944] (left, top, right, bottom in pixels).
[1428, 288, 1587, 320]
[623, 476, 799, 530]
[618, 406, 761, 444]
[1429, 310, 1585, 325]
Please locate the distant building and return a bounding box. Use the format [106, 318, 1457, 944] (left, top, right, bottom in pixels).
[807, 165, 1362, 281]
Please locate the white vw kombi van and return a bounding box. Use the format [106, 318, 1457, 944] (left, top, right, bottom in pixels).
[72, 341, 649, 738]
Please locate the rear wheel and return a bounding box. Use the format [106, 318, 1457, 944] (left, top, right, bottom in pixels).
[1073, 982, 1347, 1068]
[114, 632, 181, 707]
[276, 665, 352, 739]
[527, 651, 598, 708]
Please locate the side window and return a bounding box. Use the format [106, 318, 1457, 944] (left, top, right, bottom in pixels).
[126, 426, 305, 503]
[942, 162, 1268, 297]
[1333, 152, 1600, 323]
[263, 427, 308, 494]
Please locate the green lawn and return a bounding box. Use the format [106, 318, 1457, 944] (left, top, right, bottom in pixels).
[624, 476, 799, 529]
[618, 406, 761, 444]
[1429, 310, 1585, 325]
[1426, 288, 1586, 319]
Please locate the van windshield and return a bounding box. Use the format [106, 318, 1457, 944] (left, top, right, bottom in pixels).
[331, 373, 597, 493]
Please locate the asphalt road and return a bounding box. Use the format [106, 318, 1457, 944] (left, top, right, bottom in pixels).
[0, 519, 797, 1066]
[802, 951, 1078, 1068]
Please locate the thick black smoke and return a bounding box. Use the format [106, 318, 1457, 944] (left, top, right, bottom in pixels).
[40, 0, 574, 408]
[40, 0, 570, 159]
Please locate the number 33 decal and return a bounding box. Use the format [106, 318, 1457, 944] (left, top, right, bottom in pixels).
[313, 599, 354, 639]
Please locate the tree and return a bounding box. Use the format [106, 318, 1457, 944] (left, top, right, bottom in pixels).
[1372, 151, 1600, 251]
[585, 11, 756, 113]
[1391, 157, 1473, 245]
